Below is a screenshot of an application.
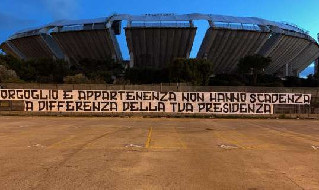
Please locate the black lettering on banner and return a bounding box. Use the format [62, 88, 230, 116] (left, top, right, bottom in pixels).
[207, 103, 213, 112]
[83, 101, 91, 111]
[39, 90, 48, 100]
[240, 93, 246, 102]
[58, 101, 65, 111]
[158, 102, 165, 112]
[38, 101, 46, 111]
[63, 90, 73, 100]
[182, 93, 204, 102]
[25, 101, 34, 111]
[123, 102, 129, 111]
[148, 102, 157, 111]
[257, 94, 265, 103]
[170, 102, 177, 112]
[130, 102, 138, 111]
[143, 92, 151, 100]
[160, 92, 168, 101]
[232, 103, 239, 113]
[177, 103, 185, 112]
[52, 90, 59, 100]
[214, 103, 222, 113]
[66, 101, 75, 111]
[287, 94, 294, 104]
[256, 104, 263, 114]
[92, 101, 100, 111]
[110, 91, 117, 100]
[217, 93, 225, 102]
[175, 103, 193, 112]
[304, 95, 311, 104]
[78, 91, 86, 100]
[118, 91, 125, 100]
[31, 90, 39, 99]
[48, 101, 56, 111]
[17, 90, 23, 99]
[1, 90, 8, 99]
[185, 103, 193, 112]
[239, 103, 247, 113]
[110, 102, 117, 111]
[264, 94, 271, 103]
[87, 91, 94, 100]
[272, 94, 279, 104]
[152, 92, 159, 101]
[247, 103, 255, 113]
[198, 103, 205, 112]
[295, 94, 302, 103]
[102, 91, 109, 100]
[265, 104, 272, 114]
[24, 90, 31, 99]
[136, 92, 143, 100]
[223, 103, 229, 113]
[94, 91, 101, 100]
[169, 92, 176, 101]
[139, 102, 148, 111]
[75, 101, 83, 111]
[250, 94, 257, 103]
[8, 90, 15, 99]
[4, 90, 309, 114]
[210, 93, 216, 102]
[231, 93, 238, 102]
[279, 94, 286, 104]
[101, 102, 109, 111]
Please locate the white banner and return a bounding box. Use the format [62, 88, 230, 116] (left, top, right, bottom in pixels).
[0, 89, 312, 114]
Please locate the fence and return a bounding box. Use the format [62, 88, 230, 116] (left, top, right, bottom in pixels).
[0, 83, 318, 117]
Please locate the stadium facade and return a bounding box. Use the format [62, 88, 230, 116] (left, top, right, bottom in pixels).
[1, 13, 319, 77]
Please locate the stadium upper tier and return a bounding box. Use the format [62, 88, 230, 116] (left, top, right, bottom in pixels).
[1, 13, 319, 77]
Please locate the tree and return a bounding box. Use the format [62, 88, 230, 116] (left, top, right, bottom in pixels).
[168, 58, 214, 85]
[237, 54, 271, 85]
[63, 74, 90, 84]
[77, 58, 124, 83]
[0, 65, 21, 83]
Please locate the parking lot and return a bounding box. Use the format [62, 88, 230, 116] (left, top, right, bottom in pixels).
[0, 117, 319, 189]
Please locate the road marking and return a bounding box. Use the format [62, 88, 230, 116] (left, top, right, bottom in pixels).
[214, 131, 246, 149]
[145, 127, 153, 148]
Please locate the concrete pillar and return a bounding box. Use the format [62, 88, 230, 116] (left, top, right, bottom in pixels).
[315, 58, 319, 75]
[285, 63, 289, 77]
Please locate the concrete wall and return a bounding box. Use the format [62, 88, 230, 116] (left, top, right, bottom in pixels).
[197, 28, 270, 73]
[51, 29, 121, 63]
[0, 42, 22, 59]
[197, 28, 319, 76]
[1, 83, 319, 117]
[9, 35, 56, 60]
[125, 27, 197, 68]
[261, 35, 319, 76]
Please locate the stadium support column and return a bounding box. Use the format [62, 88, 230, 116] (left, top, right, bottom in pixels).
[107, 21, 123, 62]
[315, 58, 319, 75]
[40, 34, 65, 60]
[285, 63, 289, 77]
[3, 41, 26, 59]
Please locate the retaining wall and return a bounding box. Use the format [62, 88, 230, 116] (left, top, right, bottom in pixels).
[0, 83, 318, 118]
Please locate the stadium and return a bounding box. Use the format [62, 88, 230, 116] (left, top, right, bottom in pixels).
[1, 13, 319, 77]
